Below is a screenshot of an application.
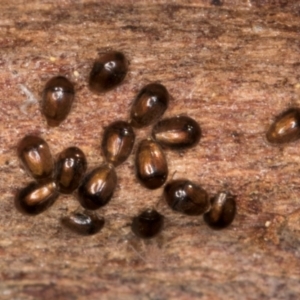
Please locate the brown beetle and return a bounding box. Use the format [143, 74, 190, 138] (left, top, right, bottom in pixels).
[135, 139, 168, 189]
[131, 208, 164, 239]
[266, 108, 300, 144]
[164, 179, 209, 216]
[61, 210, 105, 235]
[55, 147, 87, 194]
[152, 115, 201, 150]
[17, 135, 54, 181]
[130, 83, 169, 128]
[89, 51, 128, 93]
[42, 76, 75, 127]
[203, 192, 236, 229]
[77, 164, 117, 210]
[15, 180, 59, 215]
[101, 120, 135, 167]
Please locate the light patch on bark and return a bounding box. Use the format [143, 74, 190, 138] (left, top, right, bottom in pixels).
[19, 84, 38, 114]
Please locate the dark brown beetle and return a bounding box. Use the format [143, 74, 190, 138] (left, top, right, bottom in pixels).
[89, 51, 128, 93]
[55, 147, 87, 194]
[17, 135, 54, 181]
[61, 210, 105, 235]
[135, 139, 168, 190]
[203, 192, 236, 229]
[77, 164, 117, 210]
[131, 208, 164, 239]
[164, 179, 209, 216]
[42, 76, 75, 127]
[130, 83, 169, 128]
[15, 179, 59, 215]
[101, 121, 135, 167]
[152, 115, 201, 150]
[266, 108, 300, 144]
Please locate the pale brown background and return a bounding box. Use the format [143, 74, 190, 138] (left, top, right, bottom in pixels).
[1, 0, 300, 299]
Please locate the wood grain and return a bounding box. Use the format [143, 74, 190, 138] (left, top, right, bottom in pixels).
[1, 0, 300, 299]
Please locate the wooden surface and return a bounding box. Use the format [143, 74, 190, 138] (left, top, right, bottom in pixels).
[1, 0, 300, 299]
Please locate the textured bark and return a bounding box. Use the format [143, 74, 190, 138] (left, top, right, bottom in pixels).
[1, 0, 300, 299]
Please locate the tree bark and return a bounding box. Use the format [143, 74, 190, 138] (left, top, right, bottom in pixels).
[1, 0, 300, 299]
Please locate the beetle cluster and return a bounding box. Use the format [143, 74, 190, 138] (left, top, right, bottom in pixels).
[15, 51, 236, 238]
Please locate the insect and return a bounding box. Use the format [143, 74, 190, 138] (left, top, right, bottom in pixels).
[164, 179, 209, 215]
[55, 147, 87, 194]
[61, 210, 105, 235]
[77, 164, 117, 210]
[203, 192, 236, 229]
[135, 139, 168, 189]
[131, 208, 164, 239]
[89, 51, 128, 93]
[17, 135, 54, 181]
[152, 115, 201, 149]
[42, 76, 75, 127]
[101, 120, 135, 167]
[15, 180, 58, 215]
[130, 83, 169, 128]
[266, 108, 300, 144]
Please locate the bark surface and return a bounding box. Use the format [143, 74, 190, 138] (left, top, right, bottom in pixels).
[1, 0, 300, 299]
